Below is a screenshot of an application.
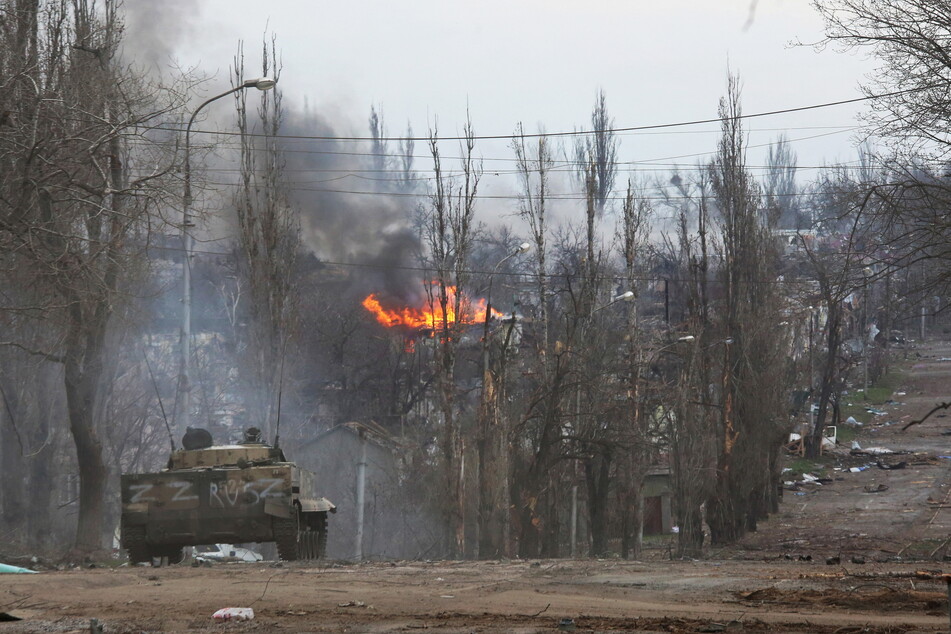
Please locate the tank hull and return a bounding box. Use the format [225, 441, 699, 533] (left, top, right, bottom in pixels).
[120, 445, 334, 563]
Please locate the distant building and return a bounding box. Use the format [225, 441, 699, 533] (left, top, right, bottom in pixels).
[773, 229, 816, 254]
[296, 421, 431, 560]
[642, 466, 673, 535]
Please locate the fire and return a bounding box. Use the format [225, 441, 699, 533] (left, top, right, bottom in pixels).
[362, 285, 503, 329]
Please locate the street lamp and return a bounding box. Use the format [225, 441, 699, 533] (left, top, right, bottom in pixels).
[180, 77, 276, 437]
[484, 242, 531, 323]
[591, 290, 635, 313]
[494, 242, 531, 276]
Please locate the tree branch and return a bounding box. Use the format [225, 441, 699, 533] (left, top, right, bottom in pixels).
[902, 401, 951, 430]
[0, 341, 63, 363]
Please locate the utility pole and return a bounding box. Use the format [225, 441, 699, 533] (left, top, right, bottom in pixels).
[180, 77, 275, 438]
[355, 429, 367, 560]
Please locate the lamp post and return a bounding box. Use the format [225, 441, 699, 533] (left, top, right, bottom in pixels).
[593, 290, 635, 312]
[487, 241, 531, 313]
[808, 307, 815, 433]
[481, 241, 532, 382]
[180, 77, 276, 437]
[862, 267, 872, 394]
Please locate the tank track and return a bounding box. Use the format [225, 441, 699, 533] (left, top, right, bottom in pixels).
[273, 516, 300, 561]
[123, 525, 152, 564]
[316, 513, 328, 559]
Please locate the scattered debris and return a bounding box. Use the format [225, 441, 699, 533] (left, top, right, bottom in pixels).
[212, 607, 254, 621]
[557, 617, 577, 631]
[337, 600, 367, 608]
[876, 460, 907, 470]
[531, 604, 551, 617]
[789, 431, 836, 450]
[825, 556, 840, 565]
[864, 483, 889, 493]
[850, 556, 866, 564]
[926, 497, 951, 508]
[736, 585, 947, 612]
[850, 441, 896, 455]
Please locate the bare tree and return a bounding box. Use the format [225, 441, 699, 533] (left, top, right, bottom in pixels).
[616, 180, 652, 558]
[369, 105, 389, 175]
[800, 171, 875, 458]
[664, 168, 717, 558]
[706, 74, 789, 543]
[812, 0, 951, 306]
[425, 118, 481, 557]
[230, 38, 300, 441]
[0, 0, 188, 554]
[574, 90, 618, 216]
[814, 0, 951, 162]
[764, 135, 802, 229]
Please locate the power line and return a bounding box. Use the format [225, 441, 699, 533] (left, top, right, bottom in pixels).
[145, 241, 812, 286]
[193, 178, 865, 202]
[155, 87, 923, 143]
[126, 126, 864, 173]
[135, 160, 864, 176]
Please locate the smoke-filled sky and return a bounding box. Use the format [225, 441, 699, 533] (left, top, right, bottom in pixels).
[137, 0, 876, 160]
[125, 0, 878, 267]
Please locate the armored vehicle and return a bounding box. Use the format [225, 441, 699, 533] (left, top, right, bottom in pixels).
[120, 428, 334, 564]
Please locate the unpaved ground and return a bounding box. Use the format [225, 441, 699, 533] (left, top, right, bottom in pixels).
[1, 559, 949, 633]
[735, 340, 951, 562]
[1, 342, 950, 633]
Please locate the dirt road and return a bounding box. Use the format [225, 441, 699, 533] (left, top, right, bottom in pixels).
[2, 342, 949, 633]
[1, 558, 950, 633]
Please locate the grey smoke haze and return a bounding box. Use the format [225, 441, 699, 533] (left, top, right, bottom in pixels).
[278, 108, 424, 301]
[122, 0, 199, 71]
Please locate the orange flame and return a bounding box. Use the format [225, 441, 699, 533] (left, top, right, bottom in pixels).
[362, 285, 503, 329]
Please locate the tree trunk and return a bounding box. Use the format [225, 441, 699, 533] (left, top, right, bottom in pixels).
[64, 354, 108, 553]
[677, 506, 704, 558]
[631, 486, 644, 559]
[586, 451, 611, 557]
[807, 304, 841, 458]
[0, 375, 25, 542]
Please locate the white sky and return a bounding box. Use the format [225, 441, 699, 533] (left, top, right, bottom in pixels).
[158, 0, 876, 155]
[132, 0, 880, 242]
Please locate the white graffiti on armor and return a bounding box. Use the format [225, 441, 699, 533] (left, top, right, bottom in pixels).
[209, 478, 285, 508]
[128, 483, 157, 503]
[167, 480, 198, 502]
